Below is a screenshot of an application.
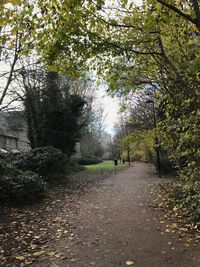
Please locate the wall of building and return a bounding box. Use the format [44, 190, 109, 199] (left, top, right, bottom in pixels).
[0, 111, 31, 152]
[0, 136, 6, 149]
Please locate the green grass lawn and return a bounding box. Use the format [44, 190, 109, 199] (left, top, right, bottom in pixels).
[85, 160, 127, 172]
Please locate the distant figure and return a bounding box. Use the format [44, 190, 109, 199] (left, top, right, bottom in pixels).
[122, 159, 125, 164]
[114, 158, 118, 174]
[114, 158, 118, 166]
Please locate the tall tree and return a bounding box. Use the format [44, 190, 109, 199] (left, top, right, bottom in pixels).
[22, 69, 87, 156]
[0, 0, 37, 109]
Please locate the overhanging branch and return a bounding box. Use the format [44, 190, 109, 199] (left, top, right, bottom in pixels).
[156, 0, 198, 28]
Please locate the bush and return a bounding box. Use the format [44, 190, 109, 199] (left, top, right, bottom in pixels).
[78, 156, 102, 165]
[173, 182, 200, 224]
[0, 171, 47, 205]
[65, 159, 85, 174]
[0, 148, 85, 206]
[12, 146, 68, 176]
[0, 158, 21, 176]
[172, 168, 200, 225]
[153, 155, 176, 175]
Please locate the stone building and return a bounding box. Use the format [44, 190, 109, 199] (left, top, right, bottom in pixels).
[0, 111, 30, 151]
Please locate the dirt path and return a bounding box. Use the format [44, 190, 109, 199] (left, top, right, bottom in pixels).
[33, 162, 199, 267]
[1, 162, 200, 267]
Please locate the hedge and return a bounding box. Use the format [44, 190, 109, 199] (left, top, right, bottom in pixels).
[78, 156, 103, 165]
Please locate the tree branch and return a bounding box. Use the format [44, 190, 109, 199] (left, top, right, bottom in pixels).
[157, 36, 179, 74]
[0, 34, 19, 106]
[156, 0, 199, 29]
[96, 35, 162, 56]
[191, 0, 200, 30]
[0, 96, 21, 111]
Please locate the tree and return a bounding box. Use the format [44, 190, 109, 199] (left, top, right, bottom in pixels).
[22, 69, 87, 156]
[79, 103, 107, 158]
[0, 0, 38, 109]
[113, 114, 132, 163]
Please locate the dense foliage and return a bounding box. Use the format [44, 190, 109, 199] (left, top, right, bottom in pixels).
[12, 146, 68, 176]
[173, 179, 200, 224]
[23, 71, 87, 156]
[0, 159, 47, 205]
[78, 156, 103, 165]
[0, 147, 76, 205]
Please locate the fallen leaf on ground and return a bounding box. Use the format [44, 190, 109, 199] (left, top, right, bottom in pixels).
[15, 256, 25, 261]
[126, 260, 134, 265]
[33, 251, 45, 257]
[70, 258, 77, 262]
[48, 251, 57, 257]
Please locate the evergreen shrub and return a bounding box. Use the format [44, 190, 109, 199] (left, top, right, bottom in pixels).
[0, 159, 47, 205]
[12, 146, 68, 176]
[78, 156, 102, 165]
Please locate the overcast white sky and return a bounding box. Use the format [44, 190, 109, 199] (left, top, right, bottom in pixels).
[96, 85, 120, 136]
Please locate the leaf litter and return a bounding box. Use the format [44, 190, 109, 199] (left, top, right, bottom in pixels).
[149, 182, 200, 246]
[0, 170, 117, 266]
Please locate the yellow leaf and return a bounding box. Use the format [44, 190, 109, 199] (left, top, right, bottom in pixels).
[15, 256, 25, 261]
[171, 223, 178, 229]
[126, 260, 134, 265]
[60, 255, 67, 260]
[33, 251, 45, 257]
[48, 251, 57, 257]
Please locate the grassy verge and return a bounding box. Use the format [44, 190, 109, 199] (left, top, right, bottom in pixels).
[85, 160, 127, 172]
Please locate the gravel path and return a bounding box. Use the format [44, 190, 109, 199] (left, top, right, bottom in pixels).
[36, 162, 200, 267]
[1, 162, 200, 267]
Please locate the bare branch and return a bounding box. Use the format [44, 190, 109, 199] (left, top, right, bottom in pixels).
[0, 96, 21, 111]
[0, 33, 19, 106]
